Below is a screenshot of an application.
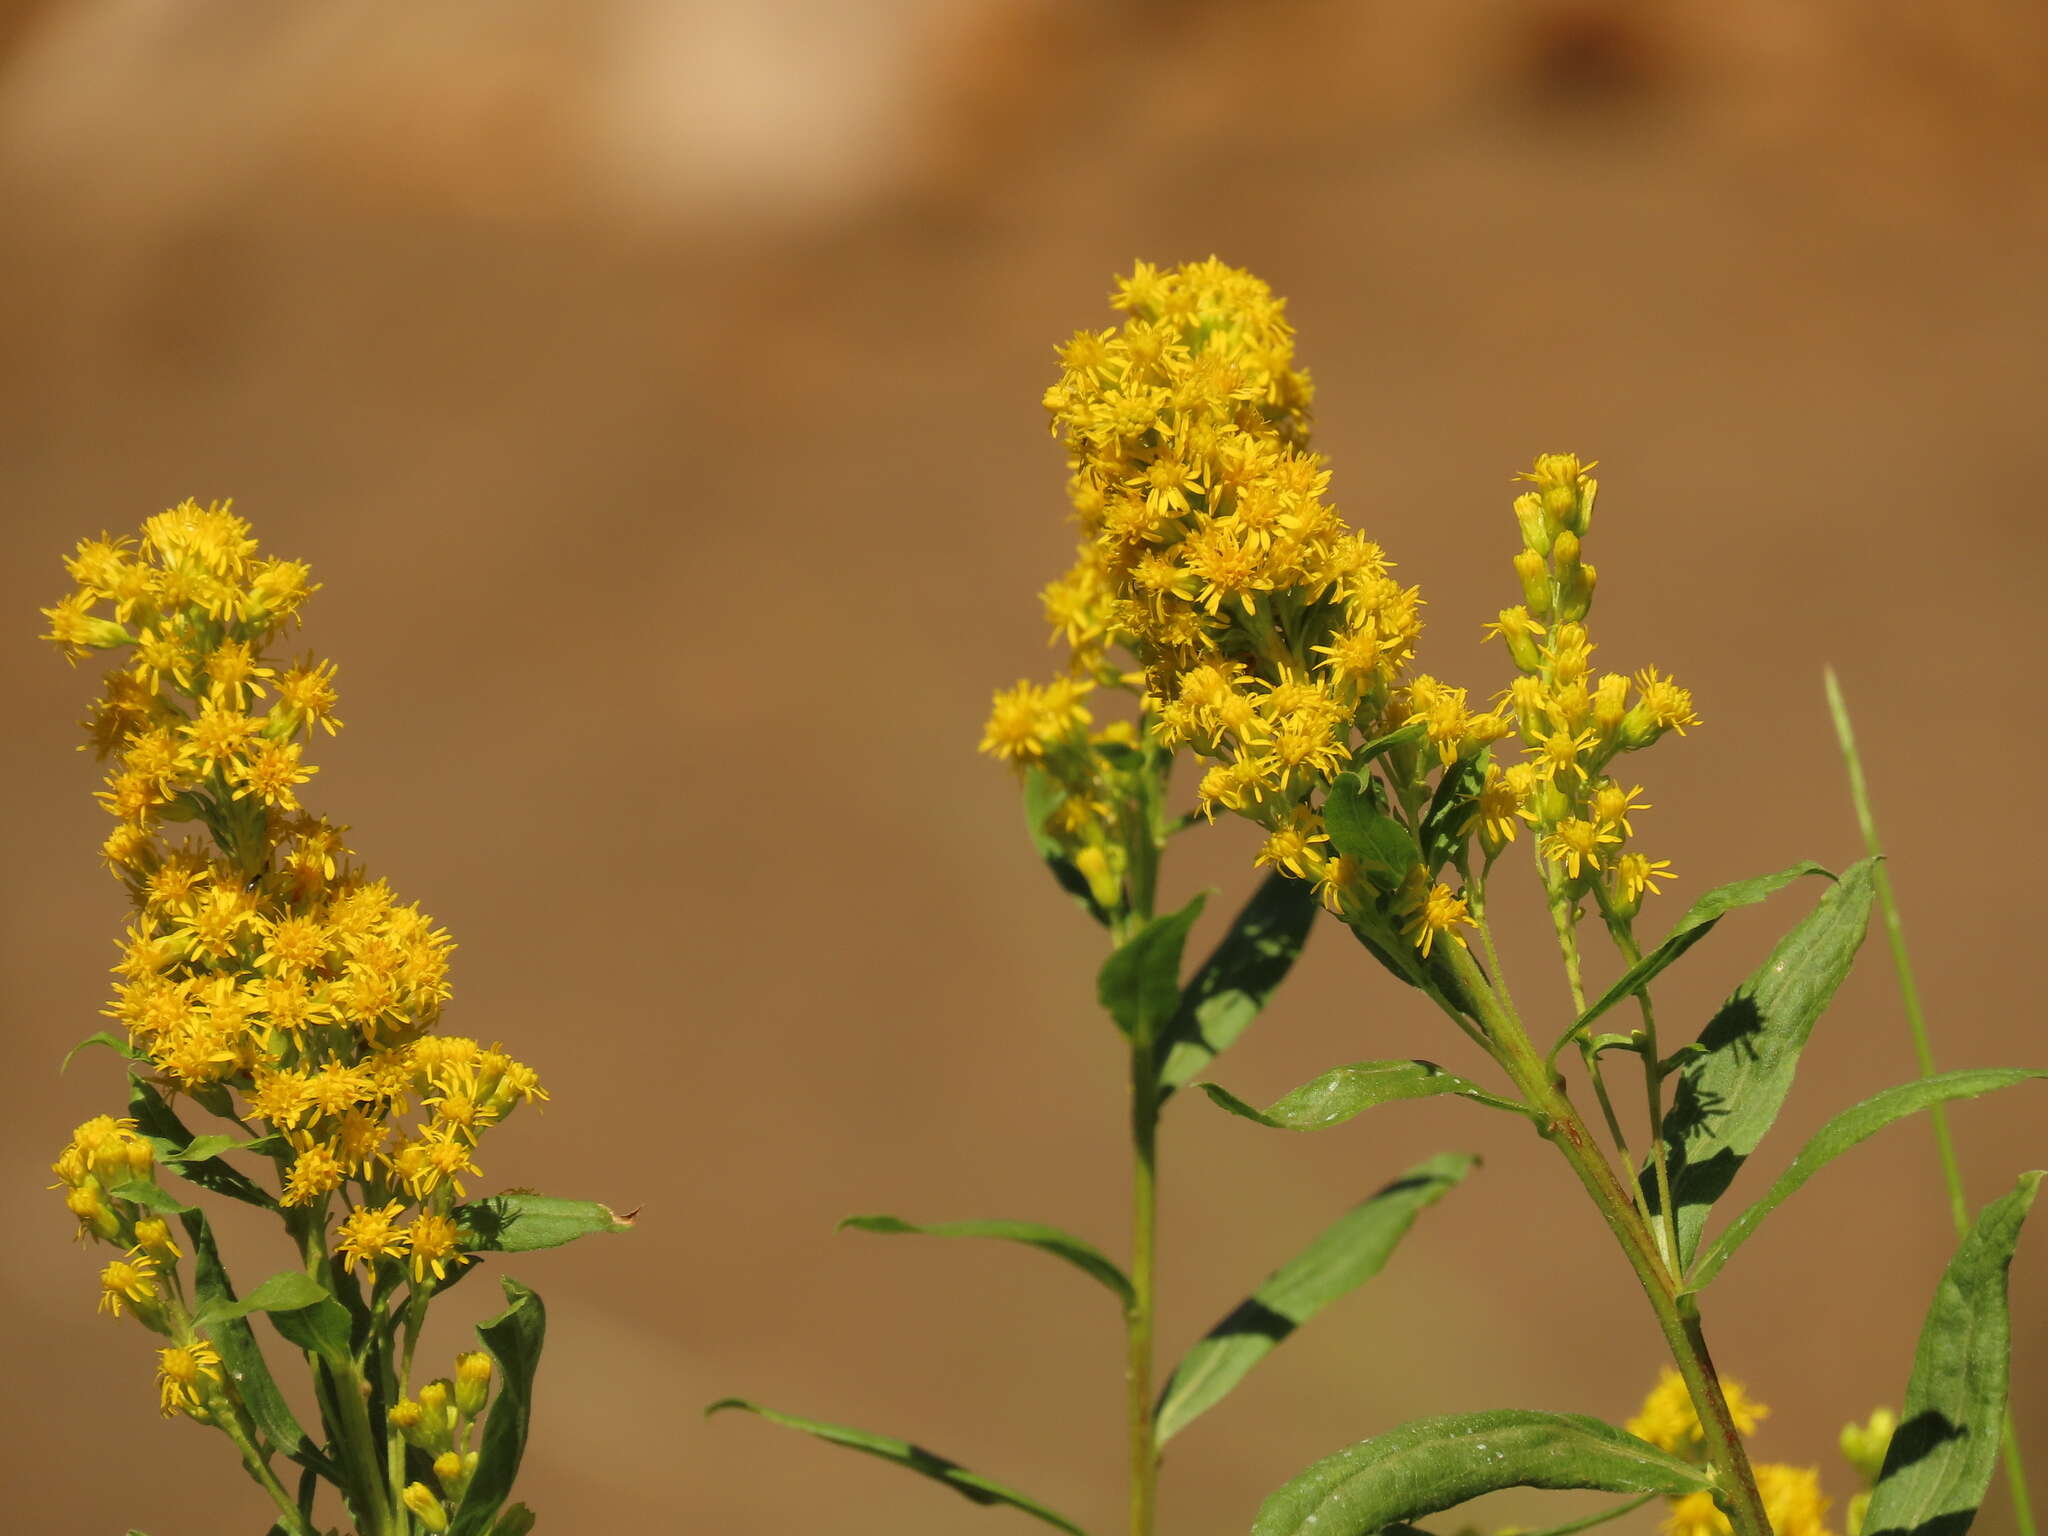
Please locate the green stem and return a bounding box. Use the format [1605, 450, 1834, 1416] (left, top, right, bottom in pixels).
[1606, 919, 1681, 1272]
[1825, 670, 2034, 1536]
[1441, 943, 1771, 1536]
[1545, 882, 1650, 1230]
[1127, 1047, 1160, 1536]
[221, 1411, 321, 1536]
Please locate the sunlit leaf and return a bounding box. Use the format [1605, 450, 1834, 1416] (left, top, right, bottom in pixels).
[1862, 1173, 2041, 1536]
[706, 1398, 1089, 1535]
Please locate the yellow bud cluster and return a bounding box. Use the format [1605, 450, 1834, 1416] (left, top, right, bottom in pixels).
[1485, 456, 1695, 916]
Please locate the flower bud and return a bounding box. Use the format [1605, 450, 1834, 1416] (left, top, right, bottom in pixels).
[1513, 550, 1552, 619]
[454, 1350, 492, 1417]
[1513, 492, 1552, 555]
[417, 1379, 457, 1448]
[1559, 559, 1595, 623]
[66, 1182, 125, 1244]
[432, 1450, 468, 1497]
[402, 1482, 450, 1534]
[389, 1398, 430, 1447]
[134, 1217, 182, 1261]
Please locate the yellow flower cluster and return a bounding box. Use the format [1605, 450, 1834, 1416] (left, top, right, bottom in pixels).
[42, 502, 545, 1345]
[1039, 260, 1425, 809]
[1484, 455, 1695, 918]
[986, 261, 1455, 922]
[1628, 1370, 1837, 1536]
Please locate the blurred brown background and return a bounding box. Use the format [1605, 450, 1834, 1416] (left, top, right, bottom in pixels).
[2, 2, 2045, 1532]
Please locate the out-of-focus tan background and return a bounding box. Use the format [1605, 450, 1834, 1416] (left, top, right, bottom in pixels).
[2, 2, 2045, 1532]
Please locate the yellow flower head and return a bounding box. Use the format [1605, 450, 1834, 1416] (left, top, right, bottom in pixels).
[99, 1248, 163, 1319]
[1665, 1465, 1835, 1536]
[335, 1200, 410, 1274]
[1628, 1366, 1769, 1459]
[156, 1340, 223, 1418]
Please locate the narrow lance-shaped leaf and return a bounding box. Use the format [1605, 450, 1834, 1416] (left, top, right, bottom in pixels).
[1252, 1411, 1709, 1536]
[1568, 862, 1834, 1044]
[195, 1269, 332, 1329]
[1155, 874, 1318, 1097]
[63, 1030, 143, 1072]
[448, 1278, 546, 1536]
[1648, 857, 1877, 1265]
[1098, 893, 1207, 1048]
[1689, 1070, 2046, 1289]
[176, 1205, 338, 1481]
[1201, 1062, 1526, 1130]
[839, 1215, 1132, 1309]
[1155, 1153, 1474, 1444]
[1861, 1172, 2042, 1536]
[456, 1194, 634, 1254]
[706, 1398, 1090, 1536]
[128, 1075, 276, 1211]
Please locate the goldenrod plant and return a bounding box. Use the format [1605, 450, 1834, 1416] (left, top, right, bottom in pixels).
[712, 260, 1473, 1535]
[722, 258, 2042, 1536]
[41, 503, 630, 1536]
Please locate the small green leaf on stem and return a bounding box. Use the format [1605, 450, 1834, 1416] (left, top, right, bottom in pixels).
[1861, 1172, 2042, 1536]
[1200, 1063, 1526, 1129]
[1689, 1071, 2046, 1289]
[839, 1215, 1133, 1308]
[455, 1194, 634, 1254]
[1098, 893, 1207, 1047]
[1155, 1153, 1475, 1443]
[1155, 874, 1318, 1097]
[1649, 857, 1877, 1265]
[1251, 1411, 1709, 1536]
[705, 1398, 1090, 1535]
[1564, 861, 1835, 1049]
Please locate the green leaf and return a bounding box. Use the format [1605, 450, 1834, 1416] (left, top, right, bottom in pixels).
[839, 1215, 1132, 1309]
[195, 1269, 332, 1327]
[1200, 1063, 1526, 1129]
[126, 1075, 276, 1210]
[1570, 862, 1833, 1043]
[448, 1279, 547, 1536]
[456, 1194, 635, 1254]
[1023, 767, 1112, 928]
[263, 1284, 354, 1370]
[1251, 1411, 1709, 1536]
[1323, 774, 1420, 891]
[1097, 893, 1207, 1048]
[107, 1177, 194, 1216]
[177, 1206, 338, 1480]
[705, 1398, 1089, 1535]
[1861, 1172, 2042, 1536]
[1420, 757, 1482, 874]
[164, 1133, 242, 1163]
[1648, 858, 1877, 1265]
[62, 1030, 142, 1072]
[1155, 874, 1319, 1098]
[1155, 1153, 1474, 1444]
[489, 1506, 537, 1536]
[1689, 1071, 2047, 1288]
[1352, 719, 1426, 765]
